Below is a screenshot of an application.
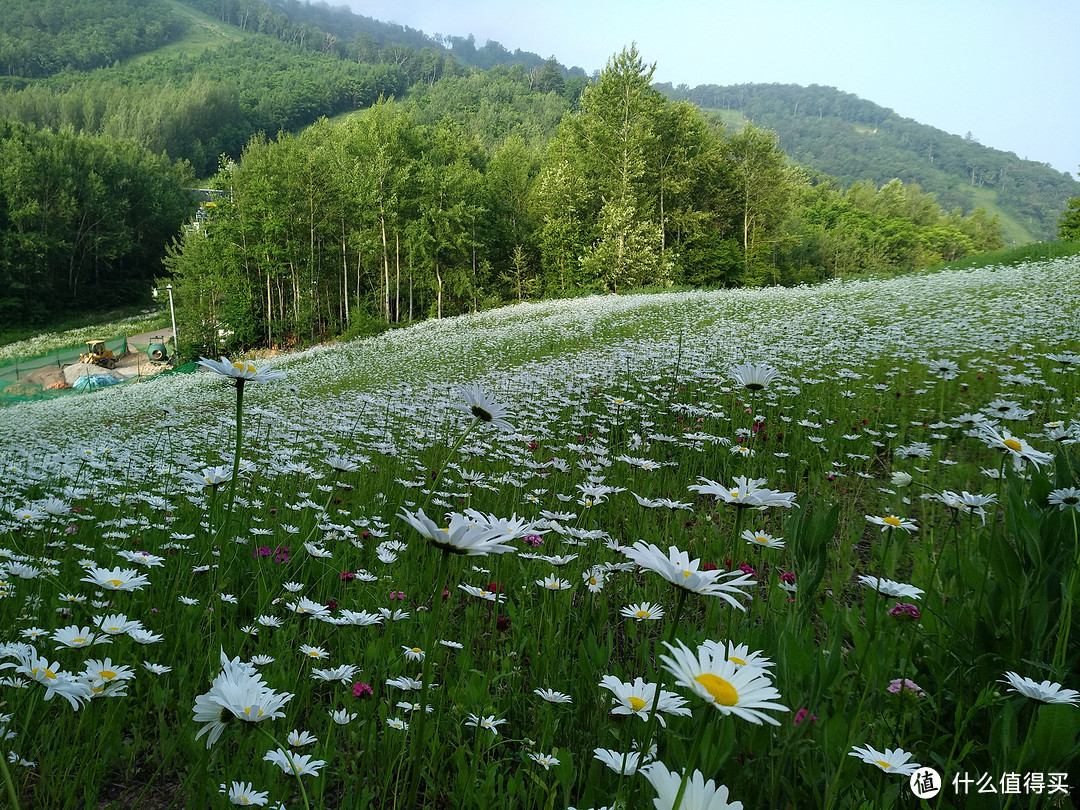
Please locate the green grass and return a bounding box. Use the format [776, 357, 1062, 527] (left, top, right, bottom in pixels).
[1, 258, 1078, 809]
[923, 239, 1080, 274]
[125, 0, 250, 64]
[703, 108, 749, 132]
[970, 186, 1035, 245]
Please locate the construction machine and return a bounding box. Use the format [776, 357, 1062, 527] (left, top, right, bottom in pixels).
[79, 340, 118, 369]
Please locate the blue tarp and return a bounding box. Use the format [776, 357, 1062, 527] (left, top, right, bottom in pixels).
[71, 374, 122, 390]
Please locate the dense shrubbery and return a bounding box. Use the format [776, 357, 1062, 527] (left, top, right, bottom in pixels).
[0, 0, 186, 77]
[0, 121, 194, 326]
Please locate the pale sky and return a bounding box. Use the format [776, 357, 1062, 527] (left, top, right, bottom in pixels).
[343, 0, 1079, 177]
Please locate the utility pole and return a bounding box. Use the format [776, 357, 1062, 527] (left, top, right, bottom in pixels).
[152, 284, 179, 357]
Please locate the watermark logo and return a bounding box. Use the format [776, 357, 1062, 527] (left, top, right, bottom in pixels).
[910, 767, 942, 799]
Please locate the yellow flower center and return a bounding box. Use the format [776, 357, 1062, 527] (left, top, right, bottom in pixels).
[1003, 438, 1023, 452]
[243, 707, 264, 719]
[72, 637, 87, 644]
[411, 647, 422, 654]
[32, 667, 56, 680]
[627, 696, 647, 712]
[754, 535, 768, 543]
[729, 656, 747, 666]
[635, 610, 650, 619]
[101, 670, 117, 680]
[106, 579, 124, 587]
[233, 362, 257, 374]
[307, 650, 320, 657]
[695, 673, 739, 706]
[876, 760, 893, 770]
[683, 570, 693, 579]
[883, 516, 902, 527]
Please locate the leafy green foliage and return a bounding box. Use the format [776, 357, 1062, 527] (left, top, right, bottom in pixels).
[0, 37, 414, 177]
[0, 3, 1053, 340]
[0, 120, 194, 326]
[658, 82, 1079, 241]
[0, 0, 187, 77]
[1059, 196, 1080, 240]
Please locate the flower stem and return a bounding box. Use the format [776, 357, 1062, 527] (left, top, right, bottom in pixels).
[222, 378, 246, 539]
[253, 726, 310, 810]
[423, 419, 477, 512]
[671, 710, 713, 810]
[405, 547, 453, 809]
[1052, 509, 1079, 671]
[0, 748, 21, 810]
[1002, 707, 1039, 810]
[633, 588, 689, 789]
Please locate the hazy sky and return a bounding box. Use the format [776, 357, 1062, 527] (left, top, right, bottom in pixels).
[343, 0, 1079, 177]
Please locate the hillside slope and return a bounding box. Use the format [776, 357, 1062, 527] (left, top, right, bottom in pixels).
[660, 82, 1077, 241]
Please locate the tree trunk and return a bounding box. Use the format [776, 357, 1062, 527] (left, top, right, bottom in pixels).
[435, 261, 442, 320]
[380, 214, 390, 322]
[266, 270, 272, 347]
[342, 222, 349, 329]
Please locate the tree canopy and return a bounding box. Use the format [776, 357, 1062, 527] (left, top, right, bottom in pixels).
[159, 48, 1007, 357]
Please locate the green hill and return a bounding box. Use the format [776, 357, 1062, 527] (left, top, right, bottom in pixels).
[135, 0, 250, 59]
[659, 82, 1076, 241]
[1, 0, 1071, 242]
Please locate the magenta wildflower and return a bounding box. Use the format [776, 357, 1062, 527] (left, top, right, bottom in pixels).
[793, 708, 818, 727]
[888, 678, 926, 698]
[888, 602, 921, 620]
[353, 682, 373, 699]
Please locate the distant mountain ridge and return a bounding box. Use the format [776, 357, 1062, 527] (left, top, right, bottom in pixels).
[0, 0, 1073, 239]
[271, 2, 1074, 240]
[655, 82, 1077, 241]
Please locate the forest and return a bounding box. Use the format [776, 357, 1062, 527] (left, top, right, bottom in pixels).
[0, 0, 187, 77]
[0, 0, 1074, 351]
[162, 48, 1009, 354]
[0, 120, 194, 326]
[659, 82, 1077, 240]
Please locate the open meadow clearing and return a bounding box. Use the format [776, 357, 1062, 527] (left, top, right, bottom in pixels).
[1, 259, 1079, 809]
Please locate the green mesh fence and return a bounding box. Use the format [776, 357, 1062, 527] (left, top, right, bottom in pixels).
[0, 334, 128, 406]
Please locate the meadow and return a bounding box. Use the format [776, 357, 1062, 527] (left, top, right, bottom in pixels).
[1, 258, 1078, 809]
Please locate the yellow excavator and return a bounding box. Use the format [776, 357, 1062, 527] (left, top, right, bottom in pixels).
[79, 340, 118, 369]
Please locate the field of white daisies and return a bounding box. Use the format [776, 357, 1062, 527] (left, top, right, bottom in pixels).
[2, 257, 1079, 810]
